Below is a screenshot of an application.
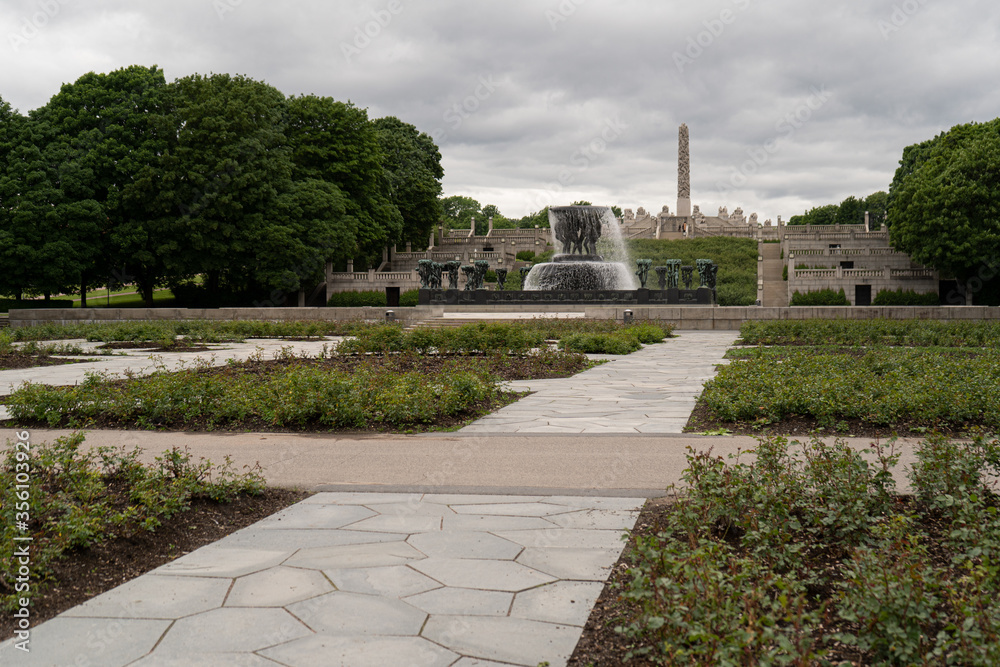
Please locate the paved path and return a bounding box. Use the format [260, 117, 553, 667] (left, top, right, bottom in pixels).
[459, 331, 738, 434]
[1, 493, 644, 667]
[0, 331, 743, 665]
[0, 338, 339, 397]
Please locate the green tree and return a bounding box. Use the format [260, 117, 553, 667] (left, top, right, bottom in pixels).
[0, 95, 27, 298]
[517, 207, 551, 229]
[441, 195, 481, 231]
[0, 72, 144, 301]
[834, 195, 865, 225]
[888, 119, 1000, 303]
[286, 95, 399, 267]
[864, 191, 888, 228]
[788, 204, 838, 225]
[254, 178, 354, 295]
[120, 73, 292, 304]
[35, 66, 171, 305]
[373, 116, 443, 248]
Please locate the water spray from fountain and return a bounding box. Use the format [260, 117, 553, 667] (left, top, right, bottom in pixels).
[523, 205, 637, 291]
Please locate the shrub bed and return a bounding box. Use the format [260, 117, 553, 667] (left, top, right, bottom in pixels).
[872, 288, 940, 306]
[700, 347, 1000, 428]
[0, 432, 265, 613]
[340, 321, 672, 355]
[790, 288, 850, 306]
[7, 358, 501, 430]
[739, 319, 1000, 347]
[326, 289, 420, 307]
[2, 320, 370, 343]
[559, 332, 642, 355]
[613, 434, 1000, 665]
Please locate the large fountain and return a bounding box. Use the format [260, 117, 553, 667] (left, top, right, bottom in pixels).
[417, 202, 716, 305]
[523, 205, 636, 291]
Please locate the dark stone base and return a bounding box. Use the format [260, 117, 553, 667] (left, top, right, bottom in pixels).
[418, 288, 717, 306]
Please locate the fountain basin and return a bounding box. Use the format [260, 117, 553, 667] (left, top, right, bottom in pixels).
[523, 260, 636, 291]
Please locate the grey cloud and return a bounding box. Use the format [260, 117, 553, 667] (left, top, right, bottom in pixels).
[1, 0, 995, 219]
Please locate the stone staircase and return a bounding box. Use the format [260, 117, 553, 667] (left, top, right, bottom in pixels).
[759, 242, 788, 307]
[402, 317, 533, 332]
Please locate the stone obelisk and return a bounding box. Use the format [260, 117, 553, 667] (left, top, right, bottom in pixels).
[677, 123, 691, 218]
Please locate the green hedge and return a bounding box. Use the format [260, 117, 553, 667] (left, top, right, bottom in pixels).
[0, 299, 74, 313]
[515, 250, 536, 262]
[790, 288, 850, 306]
[739, 319, 1000, 347]
[558, 332, 642, 354]
[872, 288, 939, 306]
[339, 322, 545, 355]
[8, 362, 497, 429]
[702, 347, 1000, 426]
[327, 289, 419, 307]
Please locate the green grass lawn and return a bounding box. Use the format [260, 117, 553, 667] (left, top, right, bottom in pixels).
[627, 237, 758, 306]
[74, 290, 175, 308]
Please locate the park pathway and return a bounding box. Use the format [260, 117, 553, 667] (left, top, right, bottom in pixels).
[458, 330, 739, 434]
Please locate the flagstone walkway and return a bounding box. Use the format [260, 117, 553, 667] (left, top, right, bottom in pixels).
[459, 331, 738, 434]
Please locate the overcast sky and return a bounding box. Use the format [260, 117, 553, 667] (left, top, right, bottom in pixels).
[2, 0, 998, 221]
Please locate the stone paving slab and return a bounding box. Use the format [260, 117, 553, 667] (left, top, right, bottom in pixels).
[0, 337, 341, 396]
[458, 330, 738, 435]
[0, 493, 643, 667]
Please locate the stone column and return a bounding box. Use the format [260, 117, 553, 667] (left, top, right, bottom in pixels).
[677, 124, 692, 218]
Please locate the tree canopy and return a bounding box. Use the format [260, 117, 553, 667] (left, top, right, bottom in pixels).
[887, 119, 1000, 302]
[787, 192, 888, 227]
[0, 67, 444, 304]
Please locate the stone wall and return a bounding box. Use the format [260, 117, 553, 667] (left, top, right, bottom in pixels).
[12, 305, 999, 331]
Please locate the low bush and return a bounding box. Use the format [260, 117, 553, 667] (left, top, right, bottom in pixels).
[700, 347, 1000, 428]
[3, 320, 370, 343]
[872, 288, 940, 306]
[739, 318, 1000, 347]
[7, 359, 499, 430]
[515, 250, 536, 262]
[327, 290, 386, 307]
[790, 288, 850, 306]
[558, 332, 641, 354]
[0, 432, 265, 612]
[618, 434, 1000, 664]
[398, 289, 420, 306]
[339, 322, 545, 355]
[327, 289, 420, 307]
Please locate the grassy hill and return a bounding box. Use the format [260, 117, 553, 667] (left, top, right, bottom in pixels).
[627, 237, 758, 306]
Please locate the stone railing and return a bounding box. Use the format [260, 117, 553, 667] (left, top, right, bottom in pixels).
[790, 247, 906, 258]
[783, 224, 868, 234]
[329, 271, 418, 284]
[795, 269, 837, 278]
[891, 268, 936, 279]
[795, 267, 937, 280]
[843, 268, 884, 278]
